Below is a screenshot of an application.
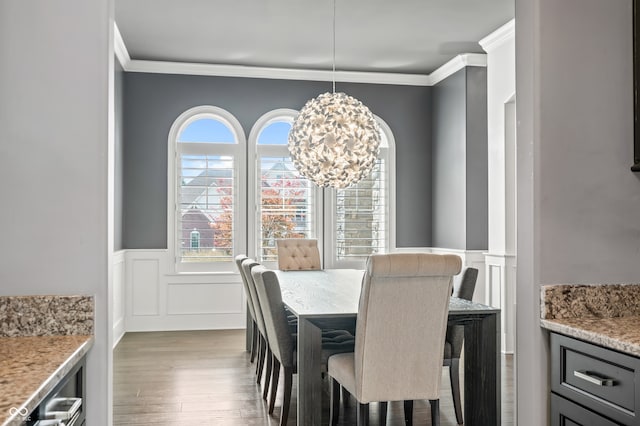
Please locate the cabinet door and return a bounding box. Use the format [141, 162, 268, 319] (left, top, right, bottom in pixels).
[551, 333, 639, 425]
[551, 394, 621, 426]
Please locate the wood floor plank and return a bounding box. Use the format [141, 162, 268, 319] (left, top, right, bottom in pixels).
[113, 330, 514, 425]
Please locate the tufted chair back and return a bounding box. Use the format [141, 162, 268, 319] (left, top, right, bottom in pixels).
[353, 253, 461, 403]
[276, 238, 322, 271]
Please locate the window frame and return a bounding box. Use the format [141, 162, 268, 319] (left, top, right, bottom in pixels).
[167, 105, 247, 274]
[247, 108, 324, 268]
[323, 115, 396, 269]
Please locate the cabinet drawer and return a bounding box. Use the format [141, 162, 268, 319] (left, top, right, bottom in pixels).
[551, 333, 640, 425]
[551, 393, 621, 426]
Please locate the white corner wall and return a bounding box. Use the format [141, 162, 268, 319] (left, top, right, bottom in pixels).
[479, 21, 516, 354]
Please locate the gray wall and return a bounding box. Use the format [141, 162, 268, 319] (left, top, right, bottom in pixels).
[432, 68, 488, 250]
[121, 72, 433, 249]
[0, 0, 112, 423]
[115, 59, 124, 251]
[465, 67, 489, 250]
[516, 0, 638, 424]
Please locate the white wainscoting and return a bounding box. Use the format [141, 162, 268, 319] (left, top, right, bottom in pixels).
[122, 249, 245, 332]
[113, 248, 495, 336]
[113, 250, 126, 347]
[485, 253, 516, 353]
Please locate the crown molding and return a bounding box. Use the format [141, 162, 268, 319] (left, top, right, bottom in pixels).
[124, 59, 432, 86]
[479, 19, 515, 52]
[114, 23, 131, 68]
[427, 53, 488, 85]
[114, 22, 487, 87]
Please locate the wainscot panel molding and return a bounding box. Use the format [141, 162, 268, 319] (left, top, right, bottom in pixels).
[123, 249, 245, 332]
[485, 252, 516, 353]
[118, 248, 489, 333]
[113, 250, 126, 348]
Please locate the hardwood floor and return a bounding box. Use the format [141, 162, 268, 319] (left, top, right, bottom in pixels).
[113, 330, 514, 425]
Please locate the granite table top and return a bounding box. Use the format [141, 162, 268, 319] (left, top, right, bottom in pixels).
[0, 334, 94, 426]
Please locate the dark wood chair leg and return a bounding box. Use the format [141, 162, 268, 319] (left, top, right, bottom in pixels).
[357, 402, 369, 426]
[268, 357, 280, 414]
[450, 357, 463, 425]
[256, 336, 266, 384]
[280, 367, 293, 426]
[254, 335, 260, 374]
[330, 377, 340, 426]
[342, 385, 351, 407]
[249, 321, 258, 363]
[262, 347, 273, 400]
[403, 400, 413, 425]
[379, 401, 388, 425]
[430, 399, 440, 426]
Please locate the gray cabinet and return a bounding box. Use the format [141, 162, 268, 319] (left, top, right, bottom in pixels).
[550, 333, 640, 426]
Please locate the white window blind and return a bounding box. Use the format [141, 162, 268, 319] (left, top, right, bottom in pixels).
[335, 158, 387, 260]
[169, 106, 246, 273]
[258, 155, 315, 261]
[251, 112, 319, 264]
[178, 153, 236, 263]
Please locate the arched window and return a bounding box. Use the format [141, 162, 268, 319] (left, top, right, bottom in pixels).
[324, 116, 396, 269]
[248, 109, 322, 265]
[168, 106, 246, 272]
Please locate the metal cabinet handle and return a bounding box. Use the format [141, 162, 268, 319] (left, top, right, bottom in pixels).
[573, 370, 614, 386]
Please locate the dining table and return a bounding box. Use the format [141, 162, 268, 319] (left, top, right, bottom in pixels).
[254, 268, 501, 426]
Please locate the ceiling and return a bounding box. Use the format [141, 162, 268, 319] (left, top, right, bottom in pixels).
[114, 0, 514, 76]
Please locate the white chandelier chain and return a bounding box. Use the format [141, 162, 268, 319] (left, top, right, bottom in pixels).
[332, 0, 336, 94]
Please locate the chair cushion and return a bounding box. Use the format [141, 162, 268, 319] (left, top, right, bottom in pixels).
[328, 353, 357, 396]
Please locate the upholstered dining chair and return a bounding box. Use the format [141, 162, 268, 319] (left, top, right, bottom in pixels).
[327, 253, 461, 426]
[276, 238, 321, 271]
[276, 238, 357, 336]
[444, 266, 478, 425]
[250, 265, 355, 426]
[235, 255, 259, 363]
[240, 258, 273, 400]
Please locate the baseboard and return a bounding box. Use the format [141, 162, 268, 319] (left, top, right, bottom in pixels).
[113, 316, 125, 348]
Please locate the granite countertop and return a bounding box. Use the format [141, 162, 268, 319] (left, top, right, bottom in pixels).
[0, 295, 94, 426]
[0, 335, 94, 426]
[540, 284, 640, 357]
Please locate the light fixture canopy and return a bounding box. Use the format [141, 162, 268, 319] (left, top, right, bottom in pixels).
[288, 92, 381, 189]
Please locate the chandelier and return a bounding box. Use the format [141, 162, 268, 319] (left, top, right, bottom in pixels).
[288, 1, 381, 189]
